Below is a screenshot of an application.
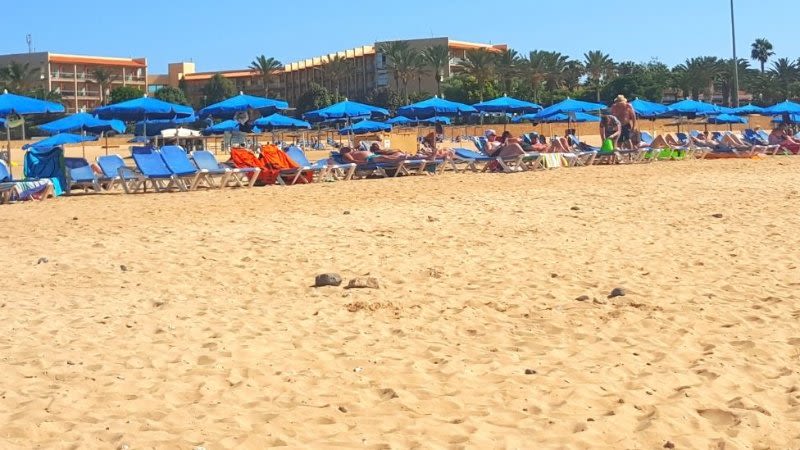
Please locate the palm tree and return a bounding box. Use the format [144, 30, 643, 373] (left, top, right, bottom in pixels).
[674, 57, 724, 100]
[0, 61, 40, 92]
[750, 38, 774, 73]
[523, 50, 551, 103]
[249, 55, 283, 98]
[461, 48, 495, 101]
[412, 55, 429, 95]
[324, 55, 350, 100]
[716, 58, 751, 106]
[494, 49, 521, 94]
[542, 51, 570, 91]
[378, 41, 421, 102]
[583, 50, 615, 102]
[422, 45, 450, 96]
[769, 57, 799, 99]
[562, 60, 585, 93]
[90, 68, 118, 106]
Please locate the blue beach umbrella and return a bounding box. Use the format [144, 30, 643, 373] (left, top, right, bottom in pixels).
[473, 95, 541, 117]
[203, 119, 260, 135]
[731, 103, 765, 115]
[666, 98, 720, 115]
[198, 92, 289, 119]
[94, 96, 193, 121]
[763, 100, 800, 115]
[303, 100, 389, 122]
[386, 116, 415, 126]
[771, 114, 800, 123]
[254, 113, 311, 130]
[338, 119, 391, 135]
[0, 90, 66, 162]
[134, 115, 198, 137]
[40, 112, 125, 135]
[0, 90, 65, 116]
[40, 112, 126, 157]
[397, 96, 477, 119]
[629, 98, 668, 118]
[706, 113, 747, 124]
[23, 133, 98, 152]
[536, 97, 606, 118]
[419, 116, 451, 125]
[513, 112, 600, 123]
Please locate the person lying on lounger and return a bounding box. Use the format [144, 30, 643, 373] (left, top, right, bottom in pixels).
[768, 124, 800, 154]
[484, 129, 526, 158]
[648, 134, 684, 148]
[369, 142, 405, 156]
[340, 146, 407, 164]
[418, 132, 454, 159]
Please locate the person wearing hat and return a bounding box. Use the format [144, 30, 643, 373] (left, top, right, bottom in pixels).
[610, 95, 637, 149]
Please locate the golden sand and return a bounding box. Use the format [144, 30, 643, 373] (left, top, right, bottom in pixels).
[1, 158, 799, 449]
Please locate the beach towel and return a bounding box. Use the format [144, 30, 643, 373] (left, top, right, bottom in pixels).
[230, 147, 274, 185]
[11, 179, 54, 201]
[24, 146, 66, 188]
[259, 144, 313, 184]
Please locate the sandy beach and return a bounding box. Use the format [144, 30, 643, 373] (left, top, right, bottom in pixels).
[1, 157, 799, 449]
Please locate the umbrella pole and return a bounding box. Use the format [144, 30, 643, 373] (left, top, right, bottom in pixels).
[81, 129, 86, 159]
[6, 125, 10, 165]
[105, 133, 109, 156]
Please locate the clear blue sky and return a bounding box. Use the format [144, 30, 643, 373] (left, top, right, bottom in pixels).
[2, 0, 795, 73]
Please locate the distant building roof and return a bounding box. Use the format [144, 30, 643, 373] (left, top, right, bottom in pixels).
[49, 53, 146, 68]
[183, 69, 259, 81]
[448, 40, 506, 52]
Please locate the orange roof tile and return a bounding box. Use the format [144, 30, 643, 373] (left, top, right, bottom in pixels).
[49, 54, 146, 68]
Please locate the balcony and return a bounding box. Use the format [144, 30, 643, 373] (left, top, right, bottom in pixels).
[51, 72, 75, 80]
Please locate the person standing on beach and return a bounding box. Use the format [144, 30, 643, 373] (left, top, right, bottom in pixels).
[610, 95, 637, 149]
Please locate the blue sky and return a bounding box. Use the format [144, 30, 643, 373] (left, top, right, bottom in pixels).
[2, 1, 795, 73]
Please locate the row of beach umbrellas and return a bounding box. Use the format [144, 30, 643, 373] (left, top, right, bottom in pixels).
[7, 88, 800, 158]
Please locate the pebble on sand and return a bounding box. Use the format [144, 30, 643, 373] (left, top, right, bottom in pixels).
[36, 257, 48, 265]
[314, 273, 342, 287]
[346, 277, 380, 289]
[608, 287, 626, 298]
[575, 295, 590, 302]
[711, 213, 723, 218]
[525, 369, 537, 375]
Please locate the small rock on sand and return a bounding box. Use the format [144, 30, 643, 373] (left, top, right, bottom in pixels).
[711, 213, 723, 218]
[346, 277, 380, 289]
[120, 265, 128, 272]
[571, 206, 580, 211]
[663, 441, 675, 449]
[314, 273, 342, 287]
[575, 295, 590, 302]
[343, 210, 351, 215]
[608, 287, 626, 298]
[36, 257, 48, 265]
[524, 369, 537, 375]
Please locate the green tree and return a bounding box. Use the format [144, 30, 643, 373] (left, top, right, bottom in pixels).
[0, 61, 40, 92]
[109, 85, 144, 104]
[203, 73, 236, 105]
[378, 41, 421, 102]
[422, 45, 450, 96]
[562, 60, 585, 93]
[750, 38, 774, 73]
[523, 50, 550, 103]
[716, 58, 751, 106]
[89, 68, 118, 105]
[584, 50, 616, 102]
[323, 55, 350, 99]
[674, 57, 723, 100]
[602, 60, 671, 103]
[460, 48, 495, 101]
[366, 87, 403, 111]
[494, 49, 521, 94]
[296, 82, 332, 115]
[769, 57, 799, 99]
[249, 55, 283, 98]
[154, 86, 190, 105]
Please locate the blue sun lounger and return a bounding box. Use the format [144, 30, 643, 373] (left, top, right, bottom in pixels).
[191, 150, 260, 188]
[285, 146, 355, 182]
[97, 154, 138, 190]
[64, 157, 103, 193]
[127, 152, 185, 193]
[160, 145, 208, 190]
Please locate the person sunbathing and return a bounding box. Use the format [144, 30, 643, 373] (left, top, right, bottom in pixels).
[649, 134, 683, 148]
[530, 135, 548, 152]
[484, 129, 525, 158]
[340, 146, 406, 164]
[768, 125, 800, 154]
[418, 132, 454, 159]
[369, 142, 404, 156]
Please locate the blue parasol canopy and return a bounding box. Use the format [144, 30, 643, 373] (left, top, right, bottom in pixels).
[134, 115, 197, 137]
[202, 120, 260, 135]
[514, 112, 600, 123]
[763, 100, 800, 115]
[666, 98, 720, 115]
[707, 113, 747, 124]
[629, 98, 668, 118]
[731, 103, 765, 115]
[535, 97, 606, 119]
[304, 100, 389, 122]
[338, 119, 392, 135]
[771, 114, 800, 123]
[397, 96, 477, 119]
[0, 90, 65, 116]
[94, 96, 194, 121]
[386, 116, 415, 125]
[23, 133, 98, 152]
[254, 113, 311, 130]
[473, 95, 541, 114]
[39, 112, 125, 135]
[198, 93, 289, 119]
